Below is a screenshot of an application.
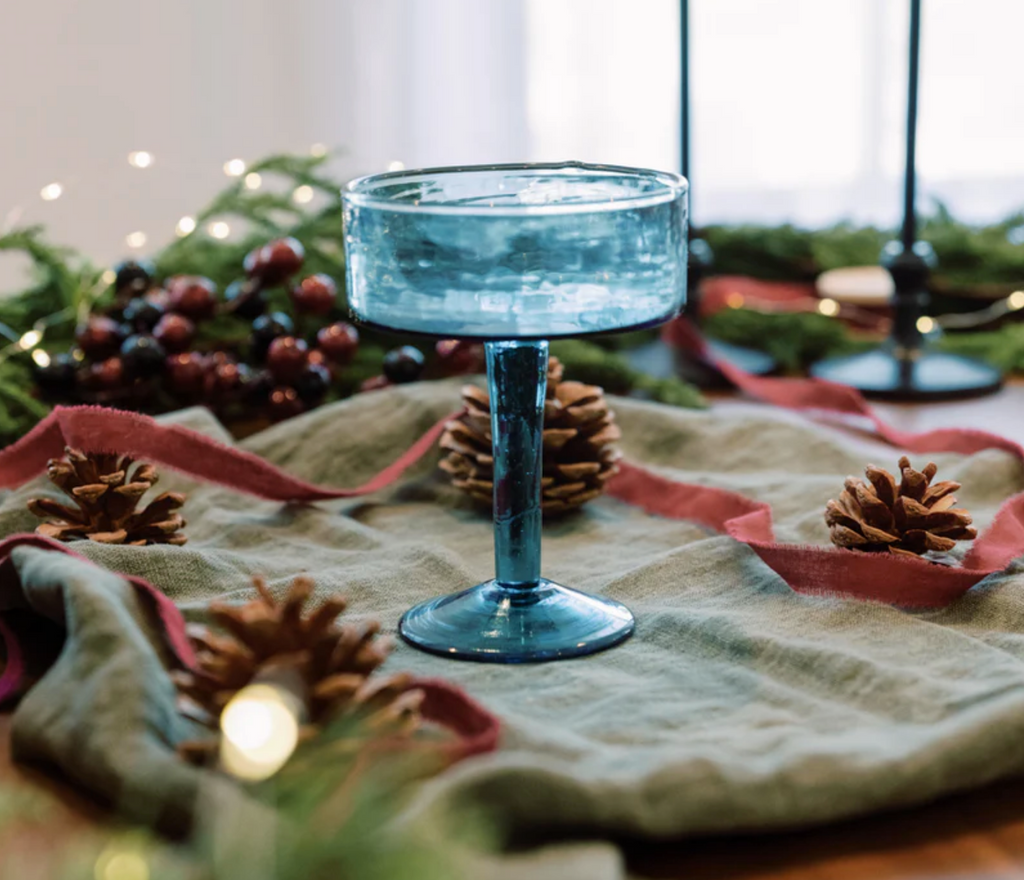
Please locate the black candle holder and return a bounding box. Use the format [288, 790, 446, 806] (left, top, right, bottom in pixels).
[810, 0, 1001, 401]
[673, 0, 776, 386]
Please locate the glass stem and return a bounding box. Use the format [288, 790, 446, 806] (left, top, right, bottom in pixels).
[486, 339, 549, 589]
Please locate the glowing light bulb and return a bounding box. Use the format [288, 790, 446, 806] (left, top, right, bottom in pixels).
[19, 330, 42, 349]
[175, 216, 196, 237]
[244, 172, 262, 190]
[207, 221, 230, 239]
[310, 143, 328, 158]
[817, 298, 840, 317]
[916, 316, 935, 334]
[1009, 291, 1024, 311]
[125, 231, 147, 249]
[220, 684, 300, 781]
[40, 183, 63, 201]
[387, 160, 406, 172]
[292, 185, 314, 204]
[127, 151, 154, 169]
[32, 349, 50, 367]
[223, 158, 246, 177]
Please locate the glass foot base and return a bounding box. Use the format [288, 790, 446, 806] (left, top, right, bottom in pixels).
[398, 579, 635, 663]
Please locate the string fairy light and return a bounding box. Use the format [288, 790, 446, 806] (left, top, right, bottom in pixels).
[127, 151, 154, 169]
[291, 185, 314, 204]
[387, 160, 406, 172]
[310, 142, 328, 158]
[175, 216, 196, 237]
[219, 683, 300, 781]
[817, 297, 840, 317]
[207, 221, 230, 239]
[125, 231, 147, 249]
[39, 183, 63, 201]
[94, 839, 150, 880]
[223, 158, 247, 177]
[244, 172, 262, 190]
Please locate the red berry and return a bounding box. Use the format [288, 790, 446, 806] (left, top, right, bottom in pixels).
[75, 316, 125, 360]
[316, 322, 359, 365]
[206, 359, 249, 398]
[268, 386, 304, 421]
[88, 357, 125, 389]
[164, 352, 207, 398]
[167, 276, 217, 321]
[153, 313, 196, 354]
[435, 339, 485, 375]
[290, 274, 337, 316]
[266, 336, 309, 383]
[244, 237, 305, 285]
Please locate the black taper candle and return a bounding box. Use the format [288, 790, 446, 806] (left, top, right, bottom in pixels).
[902, 0, 921, 250]
[680, 0, 690, 185]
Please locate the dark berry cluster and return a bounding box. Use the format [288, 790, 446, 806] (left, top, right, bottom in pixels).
[33, 240, 487, 425]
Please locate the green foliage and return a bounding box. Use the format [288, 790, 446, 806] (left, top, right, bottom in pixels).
[155, 154, 346, 292]
[938, 322, 1024, 372]
[551, 338, 706, 408]
[702, 208, 1024, 292]
[702, 308, 872, 372]
[3, 163, 1024, 451]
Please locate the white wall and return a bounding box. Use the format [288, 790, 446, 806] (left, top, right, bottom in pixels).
[0, 0, 529, 289]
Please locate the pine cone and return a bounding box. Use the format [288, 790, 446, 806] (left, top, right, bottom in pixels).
[27, 448, 187, 546]
[174, 575, 423, 763]
[825, 456, 976, 557]
[439, 357, 622, 515]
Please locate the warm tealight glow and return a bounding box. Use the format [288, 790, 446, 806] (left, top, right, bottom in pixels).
[19, 330, 42, 349]
[207, 221, 230, 239]
[127, 151, 154, 169]
[292, 185, 314, 204]
[387, 160, 406, 172]
[175, 216, 196, 237]
[1009, 291, 1024, 311]
[220, 684, 299, 781]
[223, 158, 247, 177]
[94, 845, 149, 880]
[817, 297, 840, 317]
[31, 349, 50, 367]
[40, 183, 63, 201]
[244, 172, 262, 190]
[310, 143, 328, 158]
[125, 231, 147, 249]
[916, 316, 935, 334]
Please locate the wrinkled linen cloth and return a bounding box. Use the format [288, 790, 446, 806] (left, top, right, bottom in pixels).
[2, 380, 1024, 848]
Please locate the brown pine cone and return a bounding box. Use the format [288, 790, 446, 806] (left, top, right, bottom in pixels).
[825, 456, 976, 557]
[27, 448, 186, 546]
[174, 575, 423, 764]
[439, 357, 622, 515]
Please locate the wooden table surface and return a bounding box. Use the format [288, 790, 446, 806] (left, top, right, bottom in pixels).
[5, 383, 1024, 879]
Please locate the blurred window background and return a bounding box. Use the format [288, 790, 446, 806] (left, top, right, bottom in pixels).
[2, 0, 1023, 285]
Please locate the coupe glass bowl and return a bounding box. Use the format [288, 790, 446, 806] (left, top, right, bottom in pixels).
[343, 162, 688, 662]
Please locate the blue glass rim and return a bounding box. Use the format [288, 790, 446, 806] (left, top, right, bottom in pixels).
[343, 160, 688, 217]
